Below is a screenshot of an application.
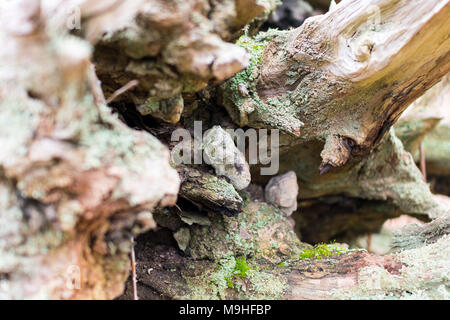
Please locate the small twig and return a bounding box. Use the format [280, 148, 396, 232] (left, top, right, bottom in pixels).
[87, 63, 107, 105]
[106, 80, 139, 104]
[86, 63, 107, 124]
[130, 236, 139, 300]
[419, 143, 427, 182]
[367, 234, 372, 253]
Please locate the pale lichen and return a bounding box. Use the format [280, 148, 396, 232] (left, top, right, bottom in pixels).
[332, 235, 450, 299]
[188, 201, 309, 262]
[182, 255, 287, 300]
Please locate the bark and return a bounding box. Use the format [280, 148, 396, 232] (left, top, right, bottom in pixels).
[297, 74, 450, 243]
[177, 166, 244, 217]
[89, 0, 450, 222]
[220, 0, 450, 221]
[120, 214, 450, 300]
[0, 0, 180, 299]
[88, 0, 279, 123]
[1, 0, 449, 301]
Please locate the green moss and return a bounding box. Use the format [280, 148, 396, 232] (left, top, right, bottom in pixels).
[225, 276, 235, 289]
[232, 30, 287, 87]
[183, 255, 288, 299]
[209, 256, 239, 297]
[299, 243, 348, 260]
[224, 31, 273, 111]
[213, 255, 277, 293]
[217, 256, 252, 289]
[234, 256, 251, 278]
[221, 30, 303, 135]
[208, 256, 287, 299]
[236, 35, 267, 68]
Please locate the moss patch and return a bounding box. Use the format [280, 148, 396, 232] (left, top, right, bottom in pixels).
[220, 30, 303, 135]
[219, 256, 252, 289]
[188, 201, 309, 262]
[299, 243, 348, 260]
[184, 255, 288, 299]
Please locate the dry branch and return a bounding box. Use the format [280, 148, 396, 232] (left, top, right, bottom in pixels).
[219, 0, 450, 221]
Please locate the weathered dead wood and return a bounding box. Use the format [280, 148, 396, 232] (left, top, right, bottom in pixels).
[120, 214, 450, 300]
[85, 0, 279, 123]
[0, 0, 180, 299]
[177, 166, 244, 217]
[1, 0, 450, 301]
[220, 0, 450, 220]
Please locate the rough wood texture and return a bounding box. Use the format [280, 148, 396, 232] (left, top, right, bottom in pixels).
[88, 0, 278, 123]
[178, 166, 243, 216]
[221, 0, 450, 219]
[1, 0, 450, 301]
[0, 0, 180, 299]
[121, 215, 450, 300]
[397, 75, 450, 176]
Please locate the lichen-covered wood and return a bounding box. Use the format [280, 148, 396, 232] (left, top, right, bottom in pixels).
[88, 0, 279, 123]
[121, 215, 450, 300]
[0, 0, 180, 299]
[177, 166, 244, 216]
[1, 0, 449, 300]
[397, 75, 450, 177]
[224, 0, 449, 202]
